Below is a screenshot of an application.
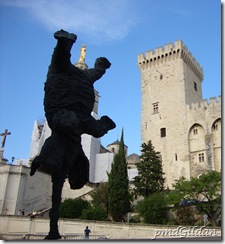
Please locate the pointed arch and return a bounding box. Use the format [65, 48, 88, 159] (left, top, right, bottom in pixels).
[212, 118, 221, 171]
[188, 123, 207, 177]
[188, 123, 205, 152]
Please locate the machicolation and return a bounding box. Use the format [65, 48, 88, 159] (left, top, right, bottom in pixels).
[138, 40, 203, 80]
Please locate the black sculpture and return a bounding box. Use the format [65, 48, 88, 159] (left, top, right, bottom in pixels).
[30, 29, 116, 239]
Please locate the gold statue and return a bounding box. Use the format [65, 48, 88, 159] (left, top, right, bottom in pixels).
[78, 44, 86, 62]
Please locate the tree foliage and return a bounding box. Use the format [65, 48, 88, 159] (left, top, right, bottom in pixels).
[59, 198, 90, 219]
[133, 140, 165, 198]
[136, 192, 168, 224]
[108, 130, 131, 221]
[174, 205, 198, 225]
[168, 171, 221, 226]
[90, 182, 109, 214]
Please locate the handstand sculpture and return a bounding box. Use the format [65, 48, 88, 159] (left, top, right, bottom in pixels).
[30, 29, 116, 239]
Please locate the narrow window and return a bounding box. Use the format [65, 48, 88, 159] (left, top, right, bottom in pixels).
[199, 153, 205, 162]
[153, 103, 159, 114]
[193, 128, 198, 135]
[175, 154, 178, 161]
[160, 128, 166, 137]
[213, 124, 218, 131]
[160, 74, 163, 80]
[194, 82, 197, 91]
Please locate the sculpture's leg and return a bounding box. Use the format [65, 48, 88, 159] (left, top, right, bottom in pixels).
[45, 168, 67, 240]
[82, 115, 116, 138]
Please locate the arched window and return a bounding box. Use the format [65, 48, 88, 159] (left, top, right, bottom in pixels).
[160, 128, 166, 137]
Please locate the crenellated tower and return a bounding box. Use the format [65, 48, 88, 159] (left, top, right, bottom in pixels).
[138, 40, 221, 188]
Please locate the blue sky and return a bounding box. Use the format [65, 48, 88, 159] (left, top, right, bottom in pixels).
[0, 0, 221, 162]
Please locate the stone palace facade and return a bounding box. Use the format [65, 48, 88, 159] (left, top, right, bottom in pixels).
[138, 40, 221, 188]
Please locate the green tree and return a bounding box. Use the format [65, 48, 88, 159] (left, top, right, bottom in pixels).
[136, 192, 168, 224]
[59, 198, 90, 219]
[133, 140, 165, 198]
[108, 130, 131, 221]
[168, 171, 221, 226]
[90, 182, 109, 214]
[174, 205, 197, 225]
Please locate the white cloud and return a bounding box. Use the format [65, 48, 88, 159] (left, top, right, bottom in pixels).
[0, 0, 140, 43]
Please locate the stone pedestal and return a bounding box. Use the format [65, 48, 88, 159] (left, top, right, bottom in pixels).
[0, 149, 8, 164]
[74, 61, 88, 70]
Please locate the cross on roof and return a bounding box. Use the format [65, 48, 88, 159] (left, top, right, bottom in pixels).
[0, 129, 11, 149]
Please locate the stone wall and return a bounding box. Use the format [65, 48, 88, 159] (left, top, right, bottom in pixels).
[0, 215, 221, 240]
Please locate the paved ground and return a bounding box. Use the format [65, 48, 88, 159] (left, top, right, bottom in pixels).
[156, 236, 222, 241]
[96, 236, 222, 241]
[2, 234, 222, 241]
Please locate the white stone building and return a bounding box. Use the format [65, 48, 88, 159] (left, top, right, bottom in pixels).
[0, 163, 52, 215]
[138, 40, 221, 188]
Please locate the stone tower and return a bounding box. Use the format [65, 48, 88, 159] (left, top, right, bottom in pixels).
[107, 139, 128, 156]
[138, 40, 221, 188]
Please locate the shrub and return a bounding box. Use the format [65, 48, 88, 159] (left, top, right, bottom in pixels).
[59, 198, 90, 219]
[136, 192, 168, 224]
[81, 205, 108, 221]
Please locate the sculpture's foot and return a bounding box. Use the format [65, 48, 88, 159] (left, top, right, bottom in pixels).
[30, 165, 37, 176]
[101, 116, 116, 132]
[54, 29, 77, 42]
